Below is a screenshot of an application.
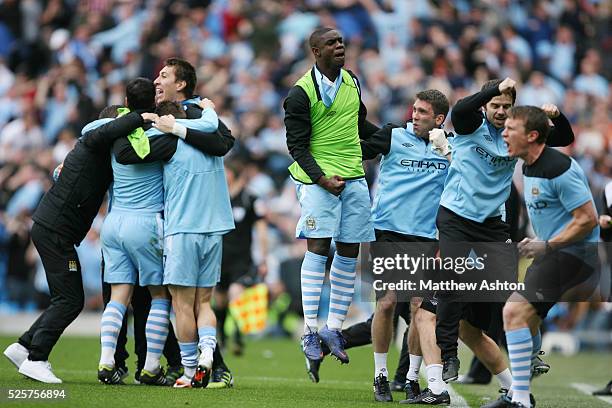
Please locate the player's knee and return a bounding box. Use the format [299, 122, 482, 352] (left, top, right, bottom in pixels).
[307, 238, 331, 256]
[503, 302, 525, 327]
[410, 297, 422, 313]
[376, 293, 396, 314]
[458, 321, 481, 345]
[336, 242, 359, 258]
[415, 308, 434, 330]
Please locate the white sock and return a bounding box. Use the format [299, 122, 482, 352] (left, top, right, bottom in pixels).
[495, 368, 513, 391]
[426, 364, 446, 395]
[374, 352, 388, 378]
[184, 366, 196, 378]
[406, 354, 423, 381]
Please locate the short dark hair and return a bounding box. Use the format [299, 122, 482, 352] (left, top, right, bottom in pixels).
[309, 27, 334, 48]
[481, 79, 516, 104]
[99, 104, 124, 119]
[126, 77, 155, 111]
[155, 101, 186, 118]
[507, 106, 550, 144]
[165, 58, 196, 98]
[415, 89, 450, 118]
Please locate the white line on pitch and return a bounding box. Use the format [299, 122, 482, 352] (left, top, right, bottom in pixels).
[571, 382, 612, 405]
[447, 383, 470, 408]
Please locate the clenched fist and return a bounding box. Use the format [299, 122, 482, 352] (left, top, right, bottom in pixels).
[429, 128, 451, 157]
[540, 104, 560, 119]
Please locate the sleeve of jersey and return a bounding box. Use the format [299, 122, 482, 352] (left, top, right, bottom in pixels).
[546, 112, 574, 147]
[451, 86, 500, 135]
[554, 163, 593, 214]
[112, 134, 177, 164]
[182, 120, 234, 156]
[284, 86, 325, 183]
[361, 123, 395, 160]
[175, 107, 218, 132]
[83, 112, 144, 151]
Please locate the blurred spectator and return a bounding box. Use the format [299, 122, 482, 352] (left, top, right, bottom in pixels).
[0, 0, 608, 326]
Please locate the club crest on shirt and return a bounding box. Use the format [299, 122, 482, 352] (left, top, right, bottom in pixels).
[68, 260, 77, 272]
[531, 186, 540, 196]
[305, 216, 316, 230]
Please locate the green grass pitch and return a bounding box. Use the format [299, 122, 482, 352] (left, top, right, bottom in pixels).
[0, 335, 610, 407]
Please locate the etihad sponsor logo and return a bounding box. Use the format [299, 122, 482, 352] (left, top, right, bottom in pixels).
[526, 200, 548, 210]
[399, 159, 448, 171]
[474, 146, 515, 167]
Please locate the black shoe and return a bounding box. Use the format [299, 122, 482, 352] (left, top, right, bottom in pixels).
[480, 392, 512, 408]
[373, 373, 393, 402]
[456, 374, 490, 385]
[400, 388, 450, 405]
[207, 367, 233, 389]
[191, 365, 212, 388]
[305, 356, 321, 383]
[134, 368, 141, 384]
[98, 364, 125, 385]
[442, 357, 460, 382]
[165, 365, 184, 385]
[140, 367, 168, 386]
[480, 389, 536, 408]
[116, 366, 129, 382]
[321, 341, 331, 356]
[530, 351, 550, 379]
[391, 379, 405, 392]
[404, 379, 421, 400]
[593, 381, 612, 396]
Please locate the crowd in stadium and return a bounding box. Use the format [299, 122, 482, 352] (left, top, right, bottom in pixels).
[0, 0, 610, 388]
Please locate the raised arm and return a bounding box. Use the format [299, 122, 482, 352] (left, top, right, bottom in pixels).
[540, 104, 574, 147]
[451, 86, 501, 135]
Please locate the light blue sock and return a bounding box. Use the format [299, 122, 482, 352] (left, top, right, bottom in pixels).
[99, 301, 127, 367]
[300, 251, 327, 332]
[327, 253, 357, 331]
[144, 299, 171, 372]
[178, 341, 198, 378]
[197, 326, 217, 352]
[506, 327, 533, 407]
